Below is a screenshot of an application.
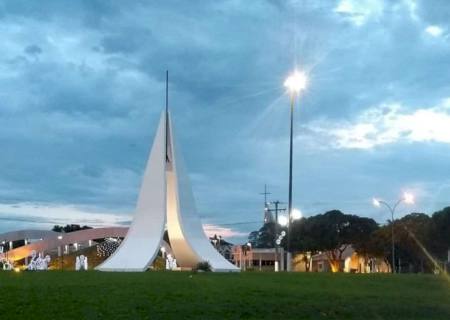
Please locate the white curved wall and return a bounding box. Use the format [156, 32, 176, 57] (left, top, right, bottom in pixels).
[96, 112, 167, 272]
[167, 113, 239, 272]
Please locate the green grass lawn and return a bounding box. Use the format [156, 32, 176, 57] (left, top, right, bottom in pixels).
[0, 272, 449, 320]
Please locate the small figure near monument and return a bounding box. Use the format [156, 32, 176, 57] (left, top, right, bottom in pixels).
[165, 254, 177, 270]
[27, 251, 51, 271]
[1, 254, 12, 271]
[75, 255, 88, 271]
[75, 256, 80, 270]
[3, 261, 12, 271]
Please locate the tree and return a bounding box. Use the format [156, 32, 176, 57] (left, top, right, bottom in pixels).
[52, 224, 92, 233]
[365, 226, 391, 266]
[396, 213, 433, 272]
[247, 231, 259, 247]
[431, 207, 450, 261]
[247, 222, 282, 248]
[366, 213, 434, 273]
[291, 210, 378, 272]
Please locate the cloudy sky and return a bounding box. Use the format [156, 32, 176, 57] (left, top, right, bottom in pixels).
[1, 0, 449, 243]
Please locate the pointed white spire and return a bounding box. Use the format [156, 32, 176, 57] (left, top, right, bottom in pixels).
[97, 110, 238, 272]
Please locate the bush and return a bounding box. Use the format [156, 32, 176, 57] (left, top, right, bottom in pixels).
[152, 256, 166, 271]
[194, 261, 212, 272]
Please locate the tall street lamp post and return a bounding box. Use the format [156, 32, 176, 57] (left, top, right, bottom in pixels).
[373, 192, 414, 273]
[284, 70, 307, 271]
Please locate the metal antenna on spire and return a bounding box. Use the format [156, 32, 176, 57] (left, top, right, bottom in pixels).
[165, 70, 170, 164]
[165, 70, 169, 114]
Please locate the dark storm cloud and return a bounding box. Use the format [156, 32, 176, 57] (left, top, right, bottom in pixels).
[0, 0, 450, 242]
[417, 0, 450, 24]
[24, 44, 42, 56]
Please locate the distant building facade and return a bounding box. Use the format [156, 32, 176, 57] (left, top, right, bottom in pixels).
[293, 246, 390, 273]
[232, 245, 285, 271]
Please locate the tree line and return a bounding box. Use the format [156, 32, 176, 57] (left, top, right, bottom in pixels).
[52, 224, 92, 233]
[248, 207, 450, 272]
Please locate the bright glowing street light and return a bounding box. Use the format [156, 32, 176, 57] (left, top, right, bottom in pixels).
[403, 192, 415, 204]
[278, 215, 288, 227]
[372, 192, 415, 273]
[291, 208, 303, 220]
[284, 70, 307, 94]
[372, 198, 380, 207]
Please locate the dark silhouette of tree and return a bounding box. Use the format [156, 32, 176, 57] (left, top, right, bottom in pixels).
[366, 213, 434, 272]
[247, 231, 259, 247]
[431, 207, 450, 261]
[52, 224, 92, 233]
[245, 206, 450, 273]
[247, 222, 286, 248]
[291, 210, 378, 271]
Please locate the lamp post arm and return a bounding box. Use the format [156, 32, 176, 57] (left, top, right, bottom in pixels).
[378, 201, 395, 220]
[378, 198, 404, 221]
[392, 199, 404, 215]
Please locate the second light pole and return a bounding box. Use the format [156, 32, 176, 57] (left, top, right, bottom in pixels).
[373, 192, 414, 273]
[284, 70, 307, 271]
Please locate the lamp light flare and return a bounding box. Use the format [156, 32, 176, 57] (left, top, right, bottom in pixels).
[291, 208, 303, 220]
[403, 192, 415, 204]
[372, 198, 380, 207]
[278, 215, 288, 227]
[284, 70, 307, 94]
